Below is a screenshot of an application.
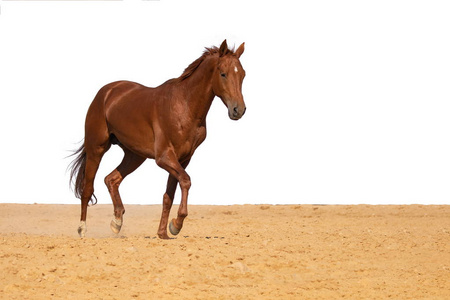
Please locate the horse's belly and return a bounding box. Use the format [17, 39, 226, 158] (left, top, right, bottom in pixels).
[106, 109, 156, 159]
[110, 129, 156, 159]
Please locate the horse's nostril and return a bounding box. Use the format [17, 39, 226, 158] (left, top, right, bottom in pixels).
[233, 107, 239, 117]
[231, 106, 245, 119]
[243, 107, 246, 116]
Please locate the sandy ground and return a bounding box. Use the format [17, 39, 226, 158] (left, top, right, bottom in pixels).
[0, 204, 449, 299]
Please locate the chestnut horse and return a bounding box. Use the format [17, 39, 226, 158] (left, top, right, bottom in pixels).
[69, 40, 246, 239]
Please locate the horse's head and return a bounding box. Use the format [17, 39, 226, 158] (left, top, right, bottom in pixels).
[212, 40, 246, 120]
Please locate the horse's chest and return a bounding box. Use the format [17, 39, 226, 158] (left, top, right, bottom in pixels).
[176, 126, 206, 160]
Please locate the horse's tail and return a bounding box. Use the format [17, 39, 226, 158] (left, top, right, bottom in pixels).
[68, 142, 97, 205]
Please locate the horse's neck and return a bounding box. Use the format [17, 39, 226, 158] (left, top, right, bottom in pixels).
[179, 56, 216, 124]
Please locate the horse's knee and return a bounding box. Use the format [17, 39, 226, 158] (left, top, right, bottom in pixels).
[179, 175, 191, 191]
[155, 152, 191, 191]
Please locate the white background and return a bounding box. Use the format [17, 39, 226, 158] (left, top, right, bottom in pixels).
[0, 0, 449, 205]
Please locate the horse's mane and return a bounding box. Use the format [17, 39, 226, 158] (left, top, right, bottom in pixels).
[170, 45, 235, 83]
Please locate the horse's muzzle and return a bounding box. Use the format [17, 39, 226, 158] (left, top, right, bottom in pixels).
[229, 105, 246, 120]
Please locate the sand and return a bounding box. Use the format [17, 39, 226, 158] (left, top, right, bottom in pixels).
[0, 204, 449, 299]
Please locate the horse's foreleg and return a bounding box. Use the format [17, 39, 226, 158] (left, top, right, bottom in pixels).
[170, 159, 191, 236]
[156, 153, 191, 238]
[157, 175, 178, 239]
[105, 148, 145, 234]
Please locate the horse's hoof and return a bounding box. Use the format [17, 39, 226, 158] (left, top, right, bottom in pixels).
[169, 219, 181, 236]
[110, 218, 123, 234]
[78, 221, 87, 238]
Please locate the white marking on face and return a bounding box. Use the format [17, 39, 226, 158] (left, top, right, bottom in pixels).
[234, 66, 238, 73]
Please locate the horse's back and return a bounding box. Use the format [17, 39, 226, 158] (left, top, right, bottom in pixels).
[100, 80, 147, 104]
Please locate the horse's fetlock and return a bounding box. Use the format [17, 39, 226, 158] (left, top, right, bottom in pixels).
[114, 207, 125, 217]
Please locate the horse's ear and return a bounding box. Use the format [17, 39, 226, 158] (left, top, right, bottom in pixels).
[235, 42, 245, 58]
[219, 39, 228, 57]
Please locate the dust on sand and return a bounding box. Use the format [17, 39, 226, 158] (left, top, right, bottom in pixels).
[0, 204, 449, 299]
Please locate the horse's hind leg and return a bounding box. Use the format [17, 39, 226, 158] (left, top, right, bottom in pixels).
[78, 147, 108, 237]
[105, 147, 145, 234]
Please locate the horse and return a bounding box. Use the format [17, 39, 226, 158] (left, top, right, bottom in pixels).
[69, 40, 246, 239]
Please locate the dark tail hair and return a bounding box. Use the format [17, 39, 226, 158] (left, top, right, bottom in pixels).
[68, 143, 97, 205]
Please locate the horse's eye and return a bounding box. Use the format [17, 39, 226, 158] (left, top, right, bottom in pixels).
[221, 73, 227, 78]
